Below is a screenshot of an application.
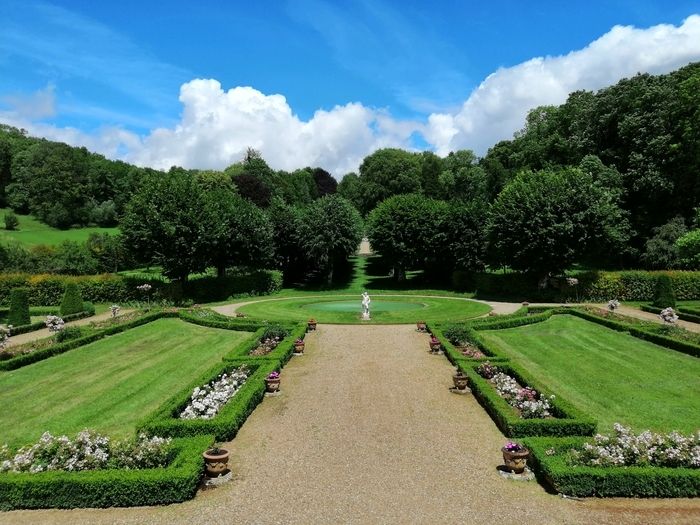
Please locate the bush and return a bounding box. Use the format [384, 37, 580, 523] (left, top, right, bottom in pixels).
[60, 283, 84, 316]
[7, 287, 30, 326]
[3, 211, 18, 231]
[55, 326, 84, 343]
[653, 274, 676, 308]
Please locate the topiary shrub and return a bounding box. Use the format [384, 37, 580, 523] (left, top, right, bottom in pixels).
[653, 274, 676, 308]
[60, 282, 84, 316]
[8, 288, 31, 326]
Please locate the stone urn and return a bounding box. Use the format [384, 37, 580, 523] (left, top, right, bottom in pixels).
[452, 370, 469, 390]
[265, 372, 281, 393]
[307, 318, 317, 331]
[202, 447, 230, 477]
[429, 336, 442, 352]
[293, 339, 305, 354]
[501, 446, 530, 474]
[416, 320, 427, 332]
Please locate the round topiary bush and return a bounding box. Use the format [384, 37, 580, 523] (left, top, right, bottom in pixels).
[60, 283, 85, 316]
[652, 274, 676, 308]
[8, 288, 31, 326]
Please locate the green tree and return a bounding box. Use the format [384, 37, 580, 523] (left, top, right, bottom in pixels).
[640, 217, 687, 269]
[267, 197, 306, 283]
[336, 172, 363, 212]
[487, 168, 629, 277]
[357, 148, 422, 214]
[299, 195, 363, 284]
[4, 211, 19, 230]
[676, 229, 700, 269]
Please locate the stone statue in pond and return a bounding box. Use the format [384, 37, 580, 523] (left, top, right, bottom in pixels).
[361, 292, 371, 320]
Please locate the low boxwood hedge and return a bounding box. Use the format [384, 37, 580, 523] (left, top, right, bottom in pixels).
[430, 325, 504, 365]
[641, 304, 700, 324]
[178, 309, 269, 332]
[0, 434, 212, 510]
[137, 359, 279, 441]
[224, 323, 306, 365]
[455, 360, 596, 437]
[522, 436, 700, 497]
[7, 309, 93, 336]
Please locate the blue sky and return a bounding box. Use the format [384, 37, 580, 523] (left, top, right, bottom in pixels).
[2, 0, 700, 174]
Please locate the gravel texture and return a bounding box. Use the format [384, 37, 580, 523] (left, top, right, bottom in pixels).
[3, 324, 699, 524]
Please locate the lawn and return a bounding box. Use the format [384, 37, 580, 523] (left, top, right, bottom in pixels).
[236, 294, 491, 323]
[0, 318, 251, 448]
[0, 207, 118, 246]
[479, 315, 700, 433]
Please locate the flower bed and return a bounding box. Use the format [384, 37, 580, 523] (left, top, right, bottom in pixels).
[477, 362, 554, 419]
[180, 366, 250, 419]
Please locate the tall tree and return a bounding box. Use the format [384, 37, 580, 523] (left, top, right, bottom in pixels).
[357, 148, 422, 214]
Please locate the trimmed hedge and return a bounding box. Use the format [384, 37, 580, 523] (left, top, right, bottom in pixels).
[7, 309, 93, 336]
[60, 283, 84, 316]
[641, 304, 700, 324]
[7, 288, 30, 326]
[137, 359, 278, 441]
[0, 435, 212, 510]
[430, 325, 503, 365]
[522, 437, 700, 497]
[224, 323, 306, 364]
[178, 309, 269, 333]
[455, 360, 596, 437]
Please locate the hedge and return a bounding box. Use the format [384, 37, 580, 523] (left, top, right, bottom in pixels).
[59, 283, 84, 316]
[7, 288, 30, 326]
[137, 359, 279, 441]
[463, 270, 700, 301]
[224, 323, 306, 364]
[7, 309, 93, 336]
[178, 309, 271, 333]
[641, 304, 700, 324]
[455, 360, 596, 437]
[0, 435, 212, 510]
[430, 325, 504, 366]
[522, 437, 700, 497]
[0, 311, 177, 371]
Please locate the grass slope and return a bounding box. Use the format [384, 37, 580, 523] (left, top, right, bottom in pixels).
[479, 315, 700, 433]
[237, 295, 490, 324]
[0, 208, 118, 246]
[0, 318, 251, 448]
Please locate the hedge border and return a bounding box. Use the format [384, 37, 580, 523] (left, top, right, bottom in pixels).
[455, 360, 595, 437]
[137, 359, 278, 441]
[522, 436, 700, 497]
[7, 309, 93, 336]
[0, 434, 212, 510]
[429, 325, 507, 365]
[224, 323, 306, 364]
[640, 304, 700, 324]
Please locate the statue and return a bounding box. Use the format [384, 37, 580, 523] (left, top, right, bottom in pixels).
[361, 292, 371, 320]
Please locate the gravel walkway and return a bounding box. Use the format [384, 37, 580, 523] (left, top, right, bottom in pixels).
[3, 324, 698, 524]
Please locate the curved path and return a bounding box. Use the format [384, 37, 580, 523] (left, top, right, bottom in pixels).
[4, 324, 698, 524]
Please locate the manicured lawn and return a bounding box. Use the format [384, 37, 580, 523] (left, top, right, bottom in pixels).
[237, 295, 491, 323]
[0, 207, 118, 246]
[479, 315, 700, 433]
[0, 318, 251, 448]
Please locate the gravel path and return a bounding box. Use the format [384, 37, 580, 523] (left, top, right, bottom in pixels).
[3, 324, 698, 524]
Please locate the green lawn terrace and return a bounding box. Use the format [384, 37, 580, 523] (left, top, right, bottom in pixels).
[0, 318, 252, 448]
[0, 207, 118, 247]
[479, 314, 700, 433]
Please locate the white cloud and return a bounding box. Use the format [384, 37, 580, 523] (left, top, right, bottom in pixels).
[425, 15, 700, 155]
[128, 79, 416, 175]
[1, 84, 56, 120]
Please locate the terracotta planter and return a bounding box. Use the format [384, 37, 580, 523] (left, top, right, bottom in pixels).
[501, 447, 530, 474]
[307, 319, 317, 331]
[202, 448, 230, 477]
[429, 340, 442, 352]
[452, 372, 469, 390]
[416, 321, 427, 332]
[294, 342, 305, 354]
[265, 377, 281, 393]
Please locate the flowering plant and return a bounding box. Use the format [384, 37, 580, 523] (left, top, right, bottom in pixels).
[110, 305, 120, 318]
[607, 299, 620, 312]
[180, 366, 250, 419]
[294, 338, 304, 345]
[0, 326, 10, 351]
[45, 315, 65, 333]
[476, 361, 498, 379]
[570, 423, 700, 468]
[267, 371, 280, 380]
[504, 441, 526, 452]
[659, 307, 679, 324]
[136, 283, 152, 293]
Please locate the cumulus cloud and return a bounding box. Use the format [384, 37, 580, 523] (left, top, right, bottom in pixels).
[1, 84, 56, 120]
[425, 15, 700, 155]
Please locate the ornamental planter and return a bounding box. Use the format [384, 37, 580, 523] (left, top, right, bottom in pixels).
[501, 447, 530, 474]
[307, 319, 317, 331]
[294, 341, 305, 354]
[452, 371, 469, 391]
[202, 448, 230, 477]
[429, 337, 442, 352]
[265, 376, 281, 393]
[416, 321, 427, 332]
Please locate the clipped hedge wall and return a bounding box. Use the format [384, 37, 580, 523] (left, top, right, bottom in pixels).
[137, 359, 278, 441]
[522, 437, 700, 497]
[0, 435, 211, 510]
[178, 309, 270, 333]
[7, 288, 30, 326]
[455, 360, 596, 437]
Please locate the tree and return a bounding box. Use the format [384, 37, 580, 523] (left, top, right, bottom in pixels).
[676, 229, 700, 269]
[121, 170, 211, 285]
[487, 168, 629, 277]
[267, 197, 306, 283]
[367, 194, 447, 281]
[299, 195, 363, 284]
[337, 172, 363, 212]
[311, 168, 337, 197]
[357, 148, 422, 214]
[640, 217, 687, 269]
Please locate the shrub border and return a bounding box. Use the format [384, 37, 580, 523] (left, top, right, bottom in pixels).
[0, 434, 212, 510]
[522, 436, 700, 497]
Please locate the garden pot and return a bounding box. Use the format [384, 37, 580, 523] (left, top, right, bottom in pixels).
[501, 447, 530, 474]
[265, 377, 281, 393]
[429, 340, 442, 352]
[294, 342, 305, 354]
[202, 448, 230, 477]
[307, 319, 317, 331]
[452, 372, 469, 390]
[416, 321, 427, 332]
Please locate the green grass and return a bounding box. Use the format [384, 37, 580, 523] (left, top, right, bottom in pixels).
[0, 318, 251, 448]
[0, 208, 118, 247]
[237, 295, 491, 324]
[479, 315, 700, 433]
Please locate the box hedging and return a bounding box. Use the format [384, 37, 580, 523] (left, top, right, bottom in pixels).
[0, 435, 212, 510]
[224, 323, 306, 364]
[430, 325, 503, 365]
[641, 304, 700, 324]
[137, 359, 278, 441]
[522, 437, 700, 497]
[7, 288, 30, 326]
[7, 309, 92, 336]
[455, 360, 595, 437]
[178, 309, 269, 332]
